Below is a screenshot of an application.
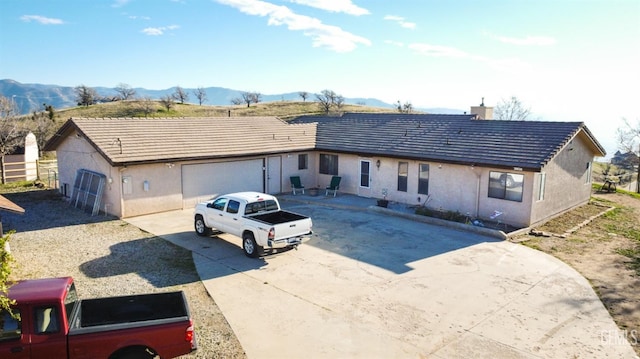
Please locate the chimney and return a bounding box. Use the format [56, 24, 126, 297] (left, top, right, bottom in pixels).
[470, 97, 493, 120]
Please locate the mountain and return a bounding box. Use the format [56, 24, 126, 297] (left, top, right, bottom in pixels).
[0, 79, 461, 115]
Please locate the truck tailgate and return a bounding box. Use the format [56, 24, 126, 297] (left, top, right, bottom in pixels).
[272, 217, 312, 240]
[250, 210, 312, 240]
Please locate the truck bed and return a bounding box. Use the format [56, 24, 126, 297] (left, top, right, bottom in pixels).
[71, 291, 188, 329]
[248, 210, 308, 225]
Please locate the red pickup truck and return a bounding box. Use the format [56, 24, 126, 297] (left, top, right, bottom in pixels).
[0, 277, 197, 359]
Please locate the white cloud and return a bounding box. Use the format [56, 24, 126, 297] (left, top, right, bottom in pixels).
[129, 15, 151, 20]
[408, 42, 532, 74]
[496, 35, 556, 46]
[141, 25, 180, 36]
[112, 0, 131, 8]
[216, 0, 371, 52]
[383, 15, 416, 29]
[408, 43, 468, 58]
[20, 15, 64, 25]
[384, 40, 404, 47]
[289, 0, 369, 16]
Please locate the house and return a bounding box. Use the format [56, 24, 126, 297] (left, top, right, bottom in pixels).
[44, 106, 605, 228]
[611, 150, 639, 170]
[291, 108, 605, 227]
[44, 117, 316, 218]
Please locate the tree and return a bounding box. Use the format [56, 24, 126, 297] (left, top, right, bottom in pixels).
[160, 95, 175, 111]
[0, 96, 24, 156]
[230, 97, 244, 106]
[315, 89, 338, 114]
[396, 100, 413, 114]
[137, 97, 156, 117]
[616, 117, 640, 193]
[43, 103, 55, 120]
[240, 91, 262, 107]
[194, 87, 208, 106]
[115, 83, 136, 100]
[74, 84, 98, 107]
[1, 232, 16, 315]
[172, 86, 189, 104]
[298, 91, 309, 102]
[30, 105, 57, 152]
[334, 95, 345, 111]
[494, 96, 531, 121]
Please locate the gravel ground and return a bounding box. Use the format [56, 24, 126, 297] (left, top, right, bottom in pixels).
[2, 188, 246, 359]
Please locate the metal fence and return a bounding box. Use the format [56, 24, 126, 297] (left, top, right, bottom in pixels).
[37, 159, 59, 189]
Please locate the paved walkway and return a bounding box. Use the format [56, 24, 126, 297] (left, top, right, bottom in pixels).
[125, 194, 638, 359]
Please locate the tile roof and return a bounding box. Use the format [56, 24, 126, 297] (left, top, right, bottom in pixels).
[45, 117, 317, 166]
[290, 113, 606, 171]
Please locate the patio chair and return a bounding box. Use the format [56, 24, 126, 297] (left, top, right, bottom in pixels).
[290, 176, 305, 195]
[325, 176, 341, 197]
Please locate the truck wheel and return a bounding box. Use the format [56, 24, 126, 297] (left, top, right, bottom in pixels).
[194, 215, 212, 236]
[111, 347, 156, 359]
[242, 233, 262, 258]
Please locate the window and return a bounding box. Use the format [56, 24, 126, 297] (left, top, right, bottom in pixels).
[34, 306, 59, 334]
[319, 154, 338, 175]
[398, 162, 408, 192]
[226, 200, 240, 214]
[585, 162, 592, 184]
[212, 197, 227, 211]
[418, 164, 429, 195]
[537, 173, 546, 201]
[298, 154, 308, 170]
[64, 283, 78, 323]
[488, 171, 524, 202]
[0, 309, 21, 341]
[245, 200, 279, 215]
[360, 161, 370, 188]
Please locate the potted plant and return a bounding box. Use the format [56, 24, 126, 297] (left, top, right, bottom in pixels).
[377, 189, 389, 208]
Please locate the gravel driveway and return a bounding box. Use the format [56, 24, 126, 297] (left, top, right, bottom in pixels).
[2, 189, 246, 359]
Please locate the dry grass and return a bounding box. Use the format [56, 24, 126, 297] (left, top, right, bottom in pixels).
[54, 100, 396, 121]
[533, 199, 612, 234]
[518, 189, 640, 355]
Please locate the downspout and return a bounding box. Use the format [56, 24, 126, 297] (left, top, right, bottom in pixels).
[469, 165, 481, 217]
[474, 171, 481, 217]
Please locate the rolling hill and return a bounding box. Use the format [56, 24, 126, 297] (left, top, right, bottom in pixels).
[0, 79, 464, 115]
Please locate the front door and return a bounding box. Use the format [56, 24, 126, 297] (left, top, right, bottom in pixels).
[267, 156, 282, 194]
[358, 159, 373, 197]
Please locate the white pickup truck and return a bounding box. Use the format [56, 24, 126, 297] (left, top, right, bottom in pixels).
[194, 192, 313, 257]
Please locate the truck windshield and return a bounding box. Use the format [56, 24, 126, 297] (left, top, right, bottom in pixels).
[244, 200, 278, 215]
[64, 283, 79, 323]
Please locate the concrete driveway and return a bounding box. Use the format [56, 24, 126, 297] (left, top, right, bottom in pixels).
[125, 201, 637, 359]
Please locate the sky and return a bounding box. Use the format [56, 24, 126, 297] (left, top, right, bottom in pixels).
[1, 0, 639, 158]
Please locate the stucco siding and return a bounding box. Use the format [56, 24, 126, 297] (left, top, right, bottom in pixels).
[530, 137, 593, 226]
[322, 152, 537, 228]
[56, 132, 123, 216]
[120, 163, 183, 218]
[282, 152, 315, 194]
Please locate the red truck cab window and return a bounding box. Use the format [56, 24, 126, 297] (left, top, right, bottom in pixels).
[34, 306, 60, 334]
[0, 310, 21, 341]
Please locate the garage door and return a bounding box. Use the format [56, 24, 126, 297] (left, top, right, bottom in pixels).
[182, 159, 264, 208]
